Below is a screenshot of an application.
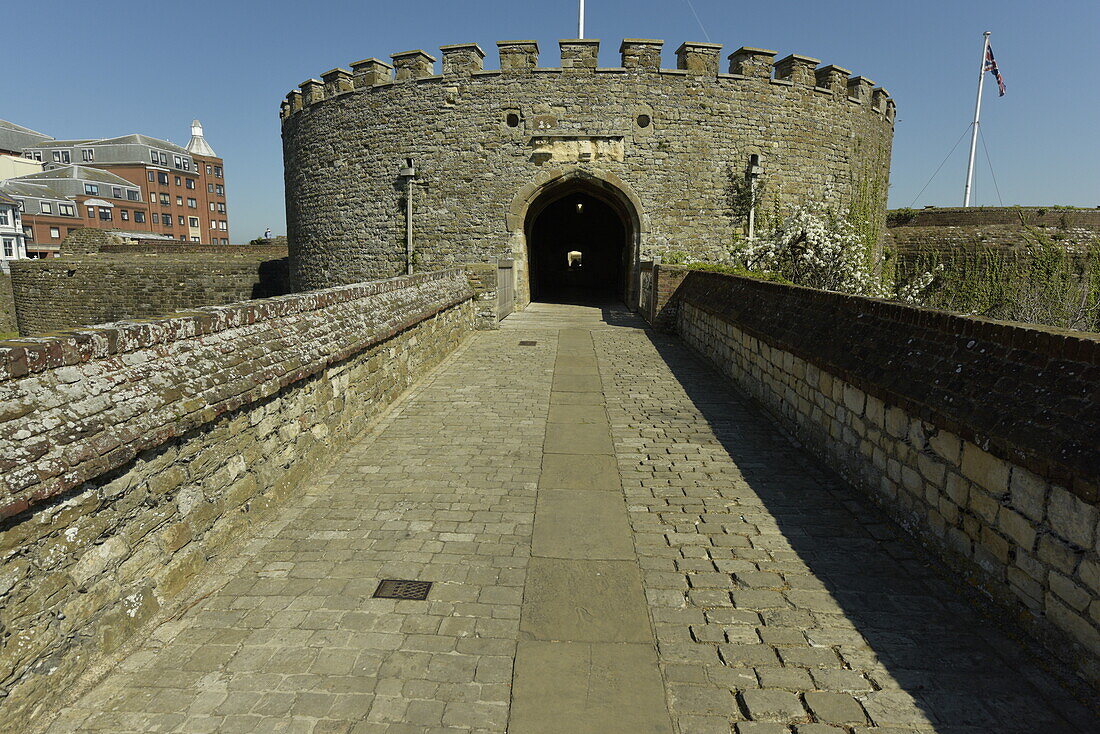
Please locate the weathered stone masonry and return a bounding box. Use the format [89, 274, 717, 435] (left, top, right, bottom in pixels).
[281, 39, 895, 305]
[0, 269, 475, 720]
[667, 268, 1100, 685]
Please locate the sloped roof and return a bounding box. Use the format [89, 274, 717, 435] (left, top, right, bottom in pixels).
[15, 164, 136, 186]
[91, 134, 191, 155]
[0, 191, 19, 208]
[0, 119, 55, 153]
[0, 180, 70, 201]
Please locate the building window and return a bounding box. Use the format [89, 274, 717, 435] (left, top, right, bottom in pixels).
[218, 221, 227, 231]
[174, 155, 182, 169]
[187, 198, 196, 208]
[179, 235, 186, 241]
[40, 202, 52, 215]
[158, 172, 169, 185]
[59, 204, 75, 216]
[23, 226, 32, 238]
[186, 179, 195, 189]
[84, 184, 99, 195]
[87, 207, 94, 218]
[99, 209, 112, 221]
[151, 151, 159, 163]
[176, 196, 183, 205]
[215, 185, 225, 196]
[188, 217, 199, 227]
[3, 238, 13, 256]
[206, 165, 212, 174]
[214, 166, 222, 178]
[217, 202, 226, 213]
[207, 183, 214, 193]
[134, 211, 146, 223]
[162, 214, 172, 226]
[50, 227, 60, 238]
[121, 210, 129, 221]
[82, 149, 95, 162]
[127, 190, 139, 201]
[183, 159, 191, 171]
[147, 171, 156, 182]
[191, 236, 200, 242]
[178, 215, 185, 225]
[209, 202, 215, 211]
[160, 193, 170, 205]
[160, 152, 168, 165]
[112, 187, 123, 198]
[174, 175, 181, 186]
[221, 238, 228, 245]
[0, 210, 7, 225]
[52, 150, 71, 163]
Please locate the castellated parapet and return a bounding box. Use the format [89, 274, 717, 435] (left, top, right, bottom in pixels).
[281, 38, 895, 304]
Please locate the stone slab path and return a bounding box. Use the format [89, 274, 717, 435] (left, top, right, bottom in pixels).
[37, 304, 1097, 733]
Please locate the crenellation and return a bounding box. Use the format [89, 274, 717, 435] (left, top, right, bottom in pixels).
[872, 87, 891, 112]
[814, 64, 850, 95]
[728, 46, 776, 78]
[440, 42, 486, 76]
[497, 40, 539, 70]
[847, 75, 875, 104]
[620, 38, 663, 70]
[391, 49, 436, 81]
[350, 58, 393, 87]
[286, 87, 303, 114]
[676, 42, 723, 75]
[559, 38, 600, 71]
[299, 78, 324, 106]
[774, 54, 820, 86]
[321, 67, 353, 97]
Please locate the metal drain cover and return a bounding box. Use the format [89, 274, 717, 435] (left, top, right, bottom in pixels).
[519, 340, 537, 346]
[373, 579, 432, 600]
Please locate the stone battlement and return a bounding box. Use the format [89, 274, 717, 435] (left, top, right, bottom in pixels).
[280, 39, 895, 123]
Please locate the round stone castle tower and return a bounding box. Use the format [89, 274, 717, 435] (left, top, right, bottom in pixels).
[281, 38, 895, 307]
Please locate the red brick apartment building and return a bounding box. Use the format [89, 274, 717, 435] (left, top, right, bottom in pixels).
[0, 120, 229, 248]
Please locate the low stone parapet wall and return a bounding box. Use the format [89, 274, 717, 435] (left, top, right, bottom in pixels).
[9, 254, 292, 336]
[0, 269, 474, 719]
[670, 270, 1100, 686]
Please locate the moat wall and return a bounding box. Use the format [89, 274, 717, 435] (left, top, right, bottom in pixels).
[0, 270, 475, 720]
[665, 268, 1100, 686]
[281, 39, 894, 304]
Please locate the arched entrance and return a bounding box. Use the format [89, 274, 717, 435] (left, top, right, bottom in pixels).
[522, 179, 637, 304]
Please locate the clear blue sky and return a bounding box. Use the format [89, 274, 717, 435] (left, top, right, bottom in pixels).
[5, 0, 1098, 240]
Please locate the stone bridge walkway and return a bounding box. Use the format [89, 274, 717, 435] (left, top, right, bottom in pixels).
[38, 304, 1096, 733]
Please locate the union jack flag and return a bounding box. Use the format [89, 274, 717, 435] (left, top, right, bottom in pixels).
[985, 44, 1006, 96]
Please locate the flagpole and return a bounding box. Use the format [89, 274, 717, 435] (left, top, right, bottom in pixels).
[963, 31, 991, 207]
[578, 0, 585, 38]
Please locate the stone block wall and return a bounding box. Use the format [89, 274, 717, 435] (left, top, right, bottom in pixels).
[9, 255, 291, 336]
[0, 270, 474, 720]
[0, 273, 14, 335]
[669, 270, 1100, 686]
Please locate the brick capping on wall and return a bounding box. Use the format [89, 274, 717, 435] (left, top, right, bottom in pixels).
[671, 269, 1100, 502]
[0, 269, 474, 520]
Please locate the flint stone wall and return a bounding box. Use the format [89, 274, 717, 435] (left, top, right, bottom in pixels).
[282, 39, 895, 305]
[0, 269, 474, 720]
[669, 268, 1100, 686]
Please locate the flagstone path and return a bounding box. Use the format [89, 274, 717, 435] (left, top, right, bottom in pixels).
[36, 303, 1097, 733]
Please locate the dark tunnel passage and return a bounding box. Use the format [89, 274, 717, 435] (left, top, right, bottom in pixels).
[526, 190, 629, 304]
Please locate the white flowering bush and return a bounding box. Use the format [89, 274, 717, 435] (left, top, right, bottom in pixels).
[737, 205, 937, 302]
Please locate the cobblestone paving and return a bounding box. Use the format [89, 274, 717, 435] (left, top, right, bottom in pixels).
[36, 304, 1098, 733]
